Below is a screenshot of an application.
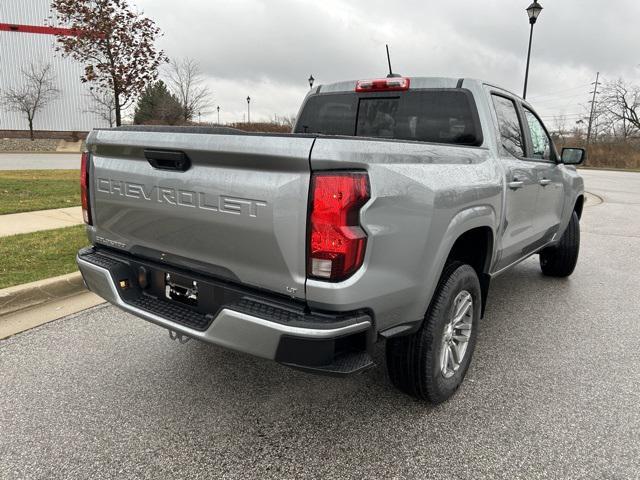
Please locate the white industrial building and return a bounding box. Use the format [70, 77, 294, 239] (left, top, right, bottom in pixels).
[0, 0, 108, 133]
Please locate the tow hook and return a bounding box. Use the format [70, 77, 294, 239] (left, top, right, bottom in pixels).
[168, 330, 191, 344]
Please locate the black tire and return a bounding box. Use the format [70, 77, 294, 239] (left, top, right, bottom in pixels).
[539, 211, 580, 277]
[386, 262, 481, 404]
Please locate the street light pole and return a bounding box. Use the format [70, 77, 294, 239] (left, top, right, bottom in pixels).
[523, 23, 535, 99]
[217, 105, 220, 125]
[246, 96, 251, 124]
[523, 1, 543, 99]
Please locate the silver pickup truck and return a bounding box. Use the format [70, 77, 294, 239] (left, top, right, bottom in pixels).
[77, 76, 585, 403]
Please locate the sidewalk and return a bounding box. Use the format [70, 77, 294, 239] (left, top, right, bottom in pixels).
[0, 152, 80, 170]
[0, 206, 83, 237]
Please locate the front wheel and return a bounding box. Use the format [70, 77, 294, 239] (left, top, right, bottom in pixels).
[539, 211, 580, 277]
[386, 262, 481, 404]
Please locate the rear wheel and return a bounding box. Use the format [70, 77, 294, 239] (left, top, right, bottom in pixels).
[386, 262, 481, 404]
[539, 211, 580, 277]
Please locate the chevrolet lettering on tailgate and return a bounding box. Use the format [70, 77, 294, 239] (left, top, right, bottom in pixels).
[96, 178, 267, 217]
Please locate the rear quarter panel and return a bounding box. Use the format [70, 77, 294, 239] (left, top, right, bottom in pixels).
[308, 137, 503, 332]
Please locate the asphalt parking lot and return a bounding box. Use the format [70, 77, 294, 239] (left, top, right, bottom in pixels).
[1, 169, 639, 479]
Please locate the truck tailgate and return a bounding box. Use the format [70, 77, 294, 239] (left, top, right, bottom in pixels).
[88, 130, 314, 300]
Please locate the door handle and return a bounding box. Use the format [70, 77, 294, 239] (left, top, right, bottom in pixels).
[508, 179, 524, 190]
[144, 149, 191, 172]
[539, 178, 551, 186]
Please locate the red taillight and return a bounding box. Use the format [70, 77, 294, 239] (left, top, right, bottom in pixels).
[80, 151, 92, 225]
[308, 172, 370, 281]
[355, 77, 410, 92]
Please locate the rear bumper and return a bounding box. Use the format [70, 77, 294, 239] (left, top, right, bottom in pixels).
[77, 247, 374, 374]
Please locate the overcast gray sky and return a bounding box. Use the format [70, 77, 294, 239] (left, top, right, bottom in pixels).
[137, 0, 640, 127]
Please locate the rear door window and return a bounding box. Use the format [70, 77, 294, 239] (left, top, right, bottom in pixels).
[491, 95, 525, 158]
[295, 90, 482, 146]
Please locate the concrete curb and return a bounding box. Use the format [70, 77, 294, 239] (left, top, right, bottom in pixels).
[0, 272, 86, 317]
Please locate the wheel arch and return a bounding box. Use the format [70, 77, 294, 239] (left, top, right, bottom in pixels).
[444, 226, 494, 317]
[432, 206, 497, 319]
[574, 194, 585, 219]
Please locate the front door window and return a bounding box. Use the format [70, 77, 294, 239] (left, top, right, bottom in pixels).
[524, 108, 552, 160]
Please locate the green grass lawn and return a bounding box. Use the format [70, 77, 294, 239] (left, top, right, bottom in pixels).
[0, 169, 80, 215]
[0, 225, 87, 289]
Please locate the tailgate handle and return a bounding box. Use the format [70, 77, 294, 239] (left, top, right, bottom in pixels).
[144, 149, 191, 172]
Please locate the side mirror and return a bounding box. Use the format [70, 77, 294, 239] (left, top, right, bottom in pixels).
[561, 147, 586, 165]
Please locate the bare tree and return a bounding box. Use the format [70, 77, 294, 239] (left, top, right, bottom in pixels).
[551, 114, 568, 143]
[2, 63, 61, 140]
[167, 58, 213, 122]
[598, 79, 640, 139]
[84, 89, 116, 127]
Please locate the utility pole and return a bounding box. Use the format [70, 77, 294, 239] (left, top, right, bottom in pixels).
[586, 71, 601, 147]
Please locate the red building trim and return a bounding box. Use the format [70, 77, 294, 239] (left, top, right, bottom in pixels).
[0, 23, 82, 37]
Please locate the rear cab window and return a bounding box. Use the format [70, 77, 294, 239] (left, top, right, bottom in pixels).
[294, 89, 483, 147]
